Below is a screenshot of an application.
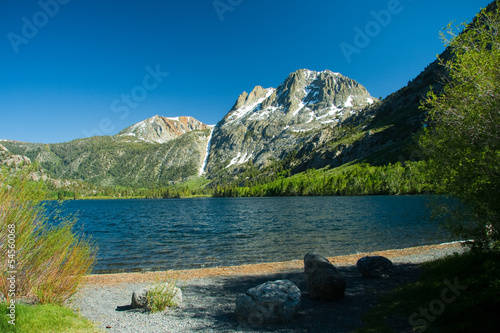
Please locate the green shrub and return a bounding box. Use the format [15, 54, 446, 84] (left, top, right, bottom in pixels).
[420, 5, 500, 249]
[0, 167, 97, 305]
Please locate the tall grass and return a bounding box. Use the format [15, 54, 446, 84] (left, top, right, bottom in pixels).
[0, 167, 97, 304]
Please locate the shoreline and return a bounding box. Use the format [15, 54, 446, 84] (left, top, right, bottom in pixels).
[83, 241, 466, 286]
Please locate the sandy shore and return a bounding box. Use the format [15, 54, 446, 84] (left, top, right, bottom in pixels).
[83, 241, 465, 286]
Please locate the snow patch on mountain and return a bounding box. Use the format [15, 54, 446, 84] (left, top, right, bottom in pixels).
[225, 88, 275, 125]
[199, 127, 214, 176]
[344, 95, 354, 107]
[226, 152, 252, 169]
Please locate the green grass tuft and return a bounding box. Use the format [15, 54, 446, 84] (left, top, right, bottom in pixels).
[147, 275, 182, 313]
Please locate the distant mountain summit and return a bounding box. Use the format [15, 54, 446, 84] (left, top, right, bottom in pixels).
[205, 69, 378, 175]
[118, 115, 211, 144]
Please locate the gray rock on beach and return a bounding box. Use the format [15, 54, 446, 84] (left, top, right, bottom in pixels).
[235, 280, 301, 325]
[131, 282, 182, 311]
[356, 256, 394, 278]
[304, 252, 346, 301]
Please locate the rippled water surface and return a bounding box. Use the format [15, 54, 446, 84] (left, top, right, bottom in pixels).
[50, 196, 453, 273]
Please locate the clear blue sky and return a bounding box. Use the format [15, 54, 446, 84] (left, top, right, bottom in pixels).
[0, 0, 492, 143]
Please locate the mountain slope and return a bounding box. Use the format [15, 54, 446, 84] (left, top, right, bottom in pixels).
[2, 117, 213, 187]
[205, 69, 378, 176]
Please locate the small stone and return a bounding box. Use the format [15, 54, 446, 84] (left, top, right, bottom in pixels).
[131, 288, 149, 310]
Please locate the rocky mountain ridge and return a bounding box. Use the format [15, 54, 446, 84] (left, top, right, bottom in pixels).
[205, 69, 378, 175]
[2, 58, 445, 188]
[118, 115, 212, 144]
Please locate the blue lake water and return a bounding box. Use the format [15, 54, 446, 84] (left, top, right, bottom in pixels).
[49, 196, 453, 273]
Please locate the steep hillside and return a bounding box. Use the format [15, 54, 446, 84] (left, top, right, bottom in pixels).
[285, 3, 500, 172]
[0, 142, 99, 196]
[285, 59, 447, 174]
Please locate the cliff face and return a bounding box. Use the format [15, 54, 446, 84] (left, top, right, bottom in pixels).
[205, 69, 378, 176]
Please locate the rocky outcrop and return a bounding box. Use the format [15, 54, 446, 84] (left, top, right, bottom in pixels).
[235, 280, 301, 325]
[356, 256, 394, 278]
[0, 143, 31, 168]
[0, 153, 31, 168]
[205, 69, 377, 176]
[304, 252, 346, 301]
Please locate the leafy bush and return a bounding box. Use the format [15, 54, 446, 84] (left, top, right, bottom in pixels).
[0, 167, 97, 305]
[420, 3, 500, 249]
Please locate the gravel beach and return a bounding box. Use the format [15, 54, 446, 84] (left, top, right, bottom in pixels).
[70, 242, 466, 333]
